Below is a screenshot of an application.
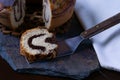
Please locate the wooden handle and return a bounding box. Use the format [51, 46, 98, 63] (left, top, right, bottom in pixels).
[80, 13, 120, 38]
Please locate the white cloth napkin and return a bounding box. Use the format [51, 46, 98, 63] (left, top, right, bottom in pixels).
[75, 0, 120, 71]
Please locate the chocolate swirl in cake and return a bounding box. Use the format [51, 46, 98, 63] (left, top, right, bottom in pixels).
[28, 34, 46, 51]
[28, 33, 56, 52]
[20, 28, 58, 62]
[0, 0, 25, 30]
[21, 28, 57, 55]
[13, 0, 24, 22]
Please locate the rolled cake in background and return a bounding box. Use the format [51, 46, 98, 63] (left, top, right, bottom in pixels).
[0, 0, 25, 30]
[49, 0, 76, 31]
[0, 0, 76, 35]
[26, 0, 76, 31]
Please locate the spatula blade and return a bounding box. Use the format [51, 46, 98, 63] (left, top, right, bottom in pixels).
[56, 35, 84, 57]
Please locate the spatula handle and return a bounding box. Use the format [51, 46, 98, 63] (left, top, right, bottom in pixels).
[81, 13, 120, 38]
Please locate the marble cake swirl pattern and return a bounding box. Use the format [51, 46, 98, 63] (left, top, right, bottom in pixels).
[13, 0, 24, 22]
[0, 0, 25, 30]
[20, 27, 58, 62]
[11, 0, 25, 29]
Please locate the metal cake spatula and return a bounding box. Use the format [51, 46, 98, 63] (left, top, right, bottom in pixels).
[57, 13, 120, 57]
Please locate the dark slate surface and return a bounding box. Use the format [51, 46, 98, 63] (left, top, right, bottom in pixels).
[0, 15, 99, 80]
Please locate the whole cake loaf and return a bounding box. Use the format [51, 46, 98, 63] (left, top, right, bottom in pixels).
[20, 27, 58, 62]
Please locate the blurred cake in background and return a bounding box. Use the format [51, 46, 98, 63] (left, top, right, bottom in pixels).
[0, 0, 76, 36]
[26, 0, 76, 31]
[49, 0, 76, 31]
[0, 0, 25, 30]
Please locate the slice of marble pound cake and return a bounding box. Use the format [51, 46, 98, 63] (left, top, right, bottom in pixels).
[0, 0, 25, 30]
[20, 27, 58, 62]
